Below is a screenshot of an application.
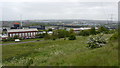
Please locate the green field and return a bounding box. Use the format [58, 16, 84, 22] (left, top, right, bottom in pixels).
[2, 34, 118, 66]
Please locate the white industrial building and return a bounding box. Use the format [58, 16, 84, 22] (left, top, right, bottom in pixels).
[7, 29, 39, 38]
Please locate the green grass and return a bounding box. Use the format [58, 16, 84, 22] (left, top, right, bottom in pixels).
[2, 34, 118, 66]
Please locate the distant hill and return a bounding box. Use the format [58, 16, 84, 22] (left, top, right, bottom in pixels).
[1, 19, 117, 27]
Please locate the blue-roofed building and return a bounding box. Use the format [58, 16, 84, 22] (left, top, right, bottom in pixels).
[29, 25, 45, 30]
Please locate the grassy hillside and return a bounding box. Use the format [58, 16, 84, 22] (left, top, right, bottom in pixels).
[2, 34, 118, 66]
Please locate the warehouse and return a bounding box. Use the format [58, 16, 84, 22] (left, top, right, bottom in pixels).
[7, 29, 39, 38]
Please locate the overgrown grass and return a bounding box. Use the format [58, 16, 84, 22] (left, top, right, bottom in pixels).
[2, 34, 118, 66]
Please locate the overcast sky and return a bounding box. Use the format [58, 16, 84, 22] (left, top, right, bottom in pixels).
[0, 0, 119, 21]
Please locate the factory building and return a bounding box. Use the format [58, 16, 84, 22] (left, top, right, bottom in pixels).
[7, 29, 39, 38]
[11, 22, 22, 29]
[29, 25, 45, 30]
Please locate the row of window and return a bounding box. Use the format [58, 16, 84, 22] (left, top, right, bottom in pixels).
[9, 32, 40, 37]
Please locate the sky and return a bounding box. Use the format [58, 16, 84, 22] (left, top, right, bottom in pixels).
[0, 0, 119, 21]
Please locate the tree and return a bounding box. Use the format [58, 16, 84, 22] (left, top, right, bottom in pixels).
[90, 27, 96, 35]
[69, 29, 75, 35]
[79, 30, 90, 36]
[68, 34, 76, 40]
[48, 28, 52, 31]
[98, 26, 109, 34]
[53, 29, 70, 38]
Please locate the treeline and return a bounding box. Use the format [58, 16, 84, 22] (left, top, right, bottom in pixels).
[36, 29, 76, 40]
[36, 26, 116, 41]
[78, 26, 116, 36]
[2, 26, 117, 42]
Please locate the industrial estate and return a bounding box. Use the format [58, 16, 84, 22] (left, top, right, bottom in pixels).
[1, 18, 118, 66]
[1, 1, 118, 67]
[1, 19, 117, 40]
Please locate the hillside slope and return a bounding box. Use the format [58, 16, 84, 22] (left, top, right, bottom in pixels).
[2, 34, 118, 66]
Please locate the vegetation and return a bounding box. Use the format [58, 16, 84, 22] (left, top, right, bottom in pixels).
[97, 26, 109, 34]
[13, 35, 19, 39]
[110, 32, 118, 40]
[78, 26, 114, 36]
[2, 35, 22, 42]
[48, 28, 53, 31]
[2, 25, 118, 66]
[56, 29, 70, 38]
[35, 33, 46, 38]
[87, 34, 107, 49]
[79, 30, 90, 36]
[90, 27, 96, 35]
[44, 34, 52, 40]
[2, 34, 118, 66]
[68, 34, 76, 40]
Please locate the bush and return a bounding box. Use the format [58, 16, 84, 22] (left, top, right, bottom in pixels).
[8, 37, 14, 41]
[48, 28, 52, 31]
[2, 39, 8, 42]
[35, 33, 46, 38]
[53, 29, 70, 38]
[13, 35, 19, 39]
[68, 35, 76, 40]
[87, 34, 107, 49]
[69, 29, 76, 35]
[44, 34, 51, 40]
[110, 32, 118, 40]
[79, 30, 90, 36]
[108, 30, 116, 34]
[51, 35, 57, 40]
[90, 27, 96, 35]
[98, 26, 109, 34]
[26, 58, 33, 66]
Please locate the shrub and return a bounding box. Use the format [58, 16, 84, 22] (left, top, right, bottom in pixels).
[2, 39, 8, 42]
[68, 35, 76, 40]
[79, 30, 90, 36]
[53, 29, 70, 38]
[69, 29, 76, 35]
[48, 28, 52, 31]
[110, 32, 118, 40]
[51, 35, 57, 40]
[13, 35, 19, 39]
[35, 33, 46, 38]
[90, 27, 96, 35]
[8, 37, 14, 41]
[87, 34, 107, 49]
[44, 34, 51, 40]
[26, 58, 33, 66]
[98, 26, 109, 34]
[108, 30, 116, 34]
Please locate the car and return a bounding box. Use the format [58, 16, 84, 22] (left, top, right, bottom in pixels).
[15, 39, 21, 42]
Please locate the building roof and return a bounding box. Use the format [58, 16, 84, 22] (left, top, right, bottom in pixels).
[73, 28, 91, 31]
[14, 22, 20, 24]
[7, 29, 38, 33]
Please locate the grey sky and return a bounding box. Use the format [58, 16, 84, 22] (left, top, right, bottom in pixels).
[1, 1, 118, 21]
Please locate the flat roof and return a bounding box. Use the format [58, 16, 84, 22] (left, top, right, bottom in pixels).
[7, 29, 38, 33]
[73, 28, 91, 31]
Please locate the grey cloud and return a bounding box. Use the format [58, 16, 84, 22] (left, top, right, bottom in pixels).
[1, 2, 118, 21]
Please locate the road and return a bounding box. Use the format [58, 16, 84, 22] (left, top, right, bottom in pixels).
[0, 40, 43, 45]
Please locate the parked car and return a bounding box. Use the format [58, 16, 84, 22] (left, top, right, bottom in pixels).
[15, 39, 21, 42]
